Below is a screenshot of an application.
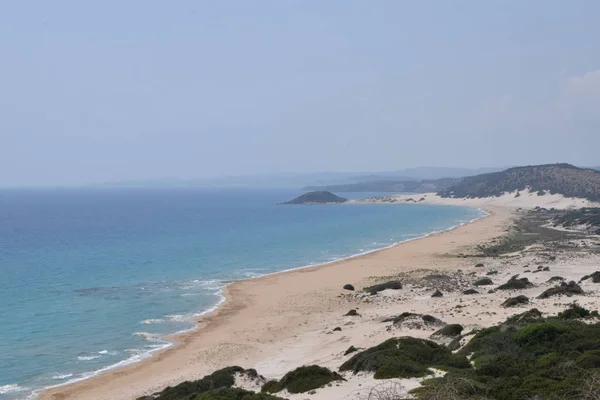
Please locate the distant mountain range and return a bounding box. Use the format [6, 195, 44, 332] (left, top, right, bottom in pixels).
[302, 178, 459, 193]
[101, 166, 600, 191]
[101, 167, 506, 189]
[438, 163, 600, 202]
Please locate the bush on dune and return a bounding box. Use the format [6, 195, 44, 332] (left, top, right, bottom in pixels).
[261, 365, 343, 394]
[193, 388, 286, 400]
[557, 303, 599, 320]
[412, 311, 600, 400]
[144, 367, 260, 400]
[339, 337, 470, 379]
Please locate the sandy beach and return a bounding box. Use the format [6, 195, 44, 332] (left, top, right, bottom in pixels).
[39, 196, 600, 400]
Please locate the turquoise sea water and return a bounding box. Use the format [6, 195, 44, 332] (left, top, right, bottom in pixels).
[0, 188, 485, 399]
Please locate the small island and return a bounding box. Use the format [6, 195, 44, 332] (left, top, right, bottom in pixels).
[281, 191, 348, 205]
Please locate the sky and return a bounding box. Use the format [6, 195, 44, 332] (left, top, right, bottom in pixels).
[1, 1, 600, 186]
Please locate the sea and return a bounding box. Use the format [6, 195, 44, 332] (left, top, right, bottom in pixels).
[0, 188, 485, 399]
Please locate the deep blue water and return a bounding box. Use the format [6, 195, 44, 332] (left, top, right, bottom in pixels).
[0, 188, 485, 399]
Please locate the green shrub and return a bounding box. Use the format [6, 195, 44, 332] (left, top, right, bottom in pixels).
[194, 387, 286, 400]
[150, 366, 252, 400]
[577, 350, 600, 368]
[421, 314, 600, 400]
[339, 337, 470, 379]
[364, 280, 402, 294]
[260, 381, 281, 394]
[262, 365, 342, 394]
[557, 303, 598, 319]
[432, 324, 463, 337]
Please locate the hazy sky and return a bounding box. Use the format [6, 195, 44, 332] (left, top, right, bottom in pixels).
[2, 1, 600, 186]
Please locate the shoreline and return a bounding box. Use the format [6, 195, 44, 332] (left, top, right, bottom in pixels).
[39, 204, 511, 400]
[34, 204, 487, 398]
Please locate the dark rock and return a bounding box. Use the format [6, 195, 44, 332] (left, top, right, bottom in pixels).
[474, 277, 494, 286]
[547, 276, 565, 283]
[364, 280, 402, 295]
[344, 309, 360, 317]
[549, 255, 557, 261]
[343, 284, 355, 291]
[431, 289, 443, 298]
[543, 267, 550, 271]
[524, 270, 531, 273]
[497, 274, 533, 290]
[581, 271, 600, 283]
[486, 270, 498, 275]
[488, 289, 496, 294]
[463, 288, 479, 295]
[333, 327, 342, 332]
[538, 281, 584, 299]
[475, 263, 485, 268]
[502, 295, 530, 307]
[431, 324, 464, 338]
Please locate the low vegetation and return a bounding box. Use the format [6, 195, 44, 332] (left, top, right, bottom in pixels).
[139, 367, 270, 400]
[553, 207, 600, 234]
[431, 324, 464, 338]
[472, 207, 599, 257]
[382, 312, 444, 327]
[557, 303, 599, 320]
[364, 280, 402, 295]
[339, 337, 470, 379]
[261, 365, 343, 394]
[409, 308, 600, 400]
[193, 388, 286, 400]
[497, 275, 533, 290]
[501, 295, 529, 307]
[538, 281, 584, 298]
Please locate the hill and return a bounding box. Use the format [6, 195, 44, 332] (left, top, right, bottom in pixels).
[281, 191, 347, 205]
[438, 163, 600, 202]
[302, 177, 458, 193]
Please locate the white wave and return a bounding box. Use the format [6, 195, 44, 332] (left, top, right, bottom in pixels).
[165, 314, 192, 322]
[180, 292, 201, 297]
[97, 350, 118, 356]
[77, 355, 100, 361]
[146, 344, 167, 349]
[0, 384, 28, 394]
[140, 318, 165, 324]
[181, 279, 224, 291]
[133, 332, 167, 343]
[52, 374, 73, 380]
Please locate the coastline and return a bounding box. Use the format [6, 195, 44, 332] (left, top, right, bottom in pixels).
[38, 204, 511, 400]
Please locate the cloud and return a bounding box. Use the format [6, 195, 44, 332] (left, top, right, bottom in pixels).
[565, 69, 600, 97]
[561, 69, 600, 120]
